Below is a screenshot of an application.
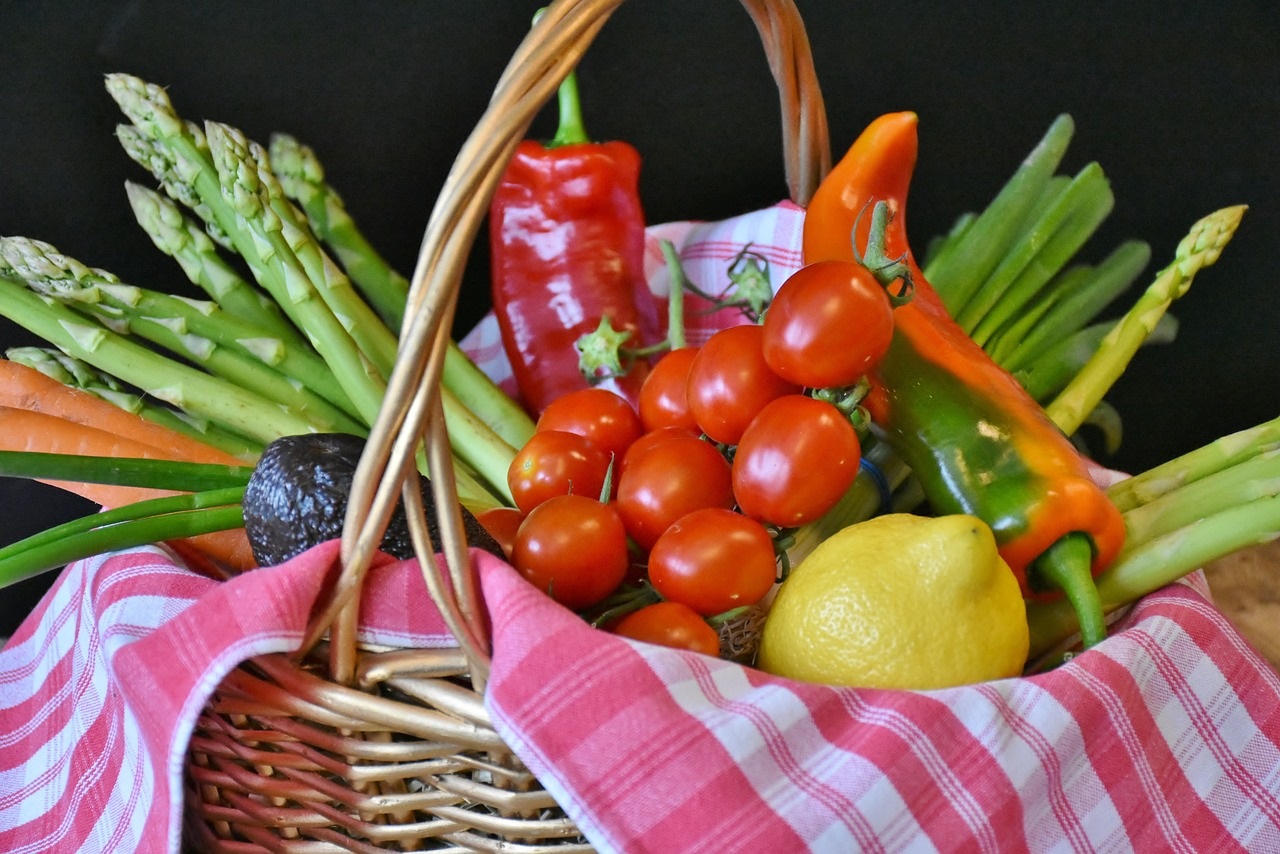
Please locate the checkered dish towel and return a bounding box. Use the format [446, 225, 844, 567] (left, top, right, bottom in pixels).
[3, 203, 1280, 853]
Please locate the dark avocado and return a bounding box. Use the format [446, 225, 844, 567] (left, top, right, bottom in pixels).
[243, 432, 503, 566]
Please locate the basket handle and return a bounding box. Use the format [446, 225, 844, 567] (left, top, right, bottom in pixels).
[308, 0, 831, 687]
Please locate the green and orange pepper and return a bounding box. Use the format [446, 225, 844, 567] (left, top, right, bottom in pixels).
[804, 112, 1125, 648]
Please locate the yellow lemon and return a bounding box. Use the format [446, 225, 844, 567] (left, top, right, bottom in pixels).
[757, 513, 1029, 690]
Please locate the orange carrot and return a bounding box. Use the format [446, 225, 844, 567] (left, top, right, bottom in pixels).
[0, 358, 253, 467]
[0, 405, 257, 573]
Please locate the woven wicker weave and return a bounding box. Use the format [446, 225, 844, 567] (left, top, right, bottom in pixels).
[184, 1, 828, 849]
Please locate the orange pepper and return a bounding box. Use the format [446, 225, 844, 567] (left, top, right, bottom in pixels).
[803, 112, 1125, 647]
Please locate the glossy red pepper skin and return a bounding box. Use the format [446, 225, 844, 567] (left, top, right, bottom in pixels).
[803, 112, 1126, 598]
[490, 138, 652, 416]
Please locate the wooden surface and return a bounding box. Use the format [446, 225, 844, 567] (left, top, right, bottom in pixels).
[1205, 540, 1280, 675]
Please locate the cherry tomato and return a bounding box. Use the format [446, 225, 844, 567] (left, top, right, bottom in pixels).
[618, 425, 700, 482]
[638, 346, 701, 433]
[647, 508, 777, 616]
[615, 434, 734, 550]
[612, 601, 721, 656]
[508, 430, 610, 515]
[761, 260, 894, 389]
[732, 394, 861, 527]
[512, 494, 629, 610]
[474, 506, 525, 560]
[536, 387, 644, 462]
[685, 324, 800, 445]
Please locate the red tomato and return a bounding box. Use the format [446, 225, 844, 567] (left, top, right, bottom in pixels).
[685, 324, 800, 445]
[732, 394, 861, 527]
[612, 601, 721, 656]
[507, 430, 611, 515]
[647, 508, 777, 616]
[617, 425, 700, 481]
[761, 260, 895, 389]
[615, 434, 734, 551]
[512, 494, 629, 610]
[638, 346, 701, 433]
[536, 387, 644, 461]
[474, 506, 525, 560]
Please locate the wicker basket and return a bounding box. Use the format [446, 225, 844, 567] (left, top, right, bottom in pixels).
[183, 0, 828, 849]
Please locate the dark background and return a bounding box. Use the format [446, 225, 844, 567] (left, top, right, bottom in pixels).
[2, 1, 1277, 632]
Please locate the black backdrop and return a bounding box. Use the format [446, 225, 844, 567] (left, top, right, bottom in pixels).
[2, 0, 1278, 632]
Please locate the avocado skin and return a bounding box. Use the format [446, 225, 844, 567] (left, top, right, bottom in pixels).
[243, 433, 503, 566]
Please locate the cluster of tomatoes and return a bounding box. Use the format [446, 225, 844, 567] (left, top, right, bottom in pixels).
[477, 257, 897, 656]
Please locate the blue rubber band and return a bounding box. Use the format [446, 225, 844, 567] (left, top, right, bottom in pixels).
[859, 456, 893, 516]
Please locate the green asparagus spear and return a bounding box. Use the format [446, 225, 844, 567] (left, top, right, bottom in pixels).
[0, 275, 319, 444]
[1047, 205, 1247, 434]
[122, 177, 310, 352]
[107, 74, 391, 428]
[268, 132, 411, 328]
[268, 132, 536, 450]
[1107, 413, 1280, 513]
[1013, 315, 1178, 403]
[1, 236, 367, 435]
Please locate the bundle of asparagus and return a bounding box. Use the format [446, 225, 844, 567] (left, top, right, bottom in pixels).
[0, 74, 535, 511]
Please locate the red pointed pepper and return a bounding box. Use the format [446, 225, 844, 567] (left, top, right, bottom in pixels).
[803, 112, 1126, 649]
[489, 64, 652, 416]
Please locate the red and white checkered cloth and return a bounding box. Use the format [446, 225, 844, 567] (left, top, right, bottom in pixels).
[3, 542, 1279, 852]
[3, 202, 1280, 851]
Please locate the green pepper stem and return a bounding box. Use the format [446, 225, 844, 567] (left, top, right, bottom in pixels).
[1031, 532, 1107, 649]
[550, 68, 590, 147]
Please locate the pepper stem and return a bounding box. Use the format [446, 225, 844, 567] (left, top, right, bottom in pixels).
[550, 67, 590, 147]
[1031, 532, 1107, 649]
